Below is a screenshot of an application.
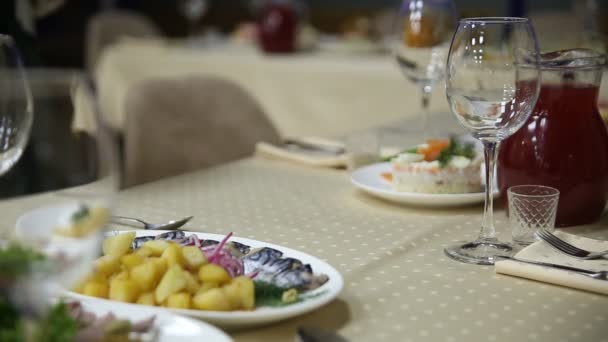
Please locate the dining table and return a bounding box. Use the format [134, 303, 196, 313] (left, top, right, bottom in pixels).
[71, 37, 453, 138]
[2, 155, 607, 341]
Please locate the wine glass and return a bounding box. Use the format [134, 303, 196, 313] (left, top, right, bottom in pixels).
[4, 71, 120, 323]
[390, 0, 457, 137]
[444, 18, 541, 265]
[179, 0, 209, 38]
[0, 35, 33, 177]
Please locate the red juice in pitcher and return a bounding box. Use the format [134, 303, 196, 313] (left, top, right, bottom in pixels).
[498, 82, 608, 226]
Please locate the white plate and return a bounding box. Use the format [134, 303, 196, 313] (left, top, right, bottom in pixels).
[78, 299, 232, 341]
[15, 203, 83, 241]
[65, 230, 344, 329]
[351, 162, 498, 207]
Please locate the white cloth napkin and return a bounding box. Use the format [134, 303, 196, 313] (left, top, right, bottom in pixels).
[255, 137, 350, 168]
[495, 231, 608, 295]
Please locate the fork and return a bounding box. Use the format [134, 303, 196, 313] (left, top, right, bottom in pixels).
[536, 229, 608, 260]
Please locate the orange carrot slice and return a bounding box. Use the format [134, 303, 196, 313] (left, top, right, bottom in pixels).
[417, 139, 450, 161]
[381, 172, 393, 182]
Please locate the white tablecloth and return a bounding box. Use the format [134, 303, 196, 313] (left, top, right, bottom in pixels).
[72, 39, 452, 138]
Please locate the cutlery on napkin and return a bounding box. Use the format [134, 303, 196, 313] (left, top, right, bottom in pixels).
[495, 231, 608, 295]
[255, 137, 350, 168]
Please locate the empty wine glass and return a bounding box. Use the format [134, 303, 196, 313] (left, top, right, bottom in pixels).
[179, 0, 209, 38]
[390, 0, 456, 136]
[444, 18, 541, 265]
[0, 35, 33, 177]
[7, 73, 120, 321]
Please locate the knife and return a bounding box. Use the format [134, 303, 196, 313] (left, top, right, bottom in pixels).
[296, 327, 349, 342]
[498, 256, 606, 278]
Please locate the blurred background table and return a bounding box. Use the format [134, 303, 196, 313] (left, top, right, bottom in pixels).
[72, 38, 452, 138]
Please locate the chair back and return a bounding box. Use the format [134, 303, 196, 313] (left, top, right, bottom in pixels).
[123, 76, 282, 187]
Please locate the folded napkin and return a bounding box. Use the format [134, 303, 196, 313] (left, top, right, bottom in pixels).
[255, 137, 350, 168]
[495, 231, 608, 295]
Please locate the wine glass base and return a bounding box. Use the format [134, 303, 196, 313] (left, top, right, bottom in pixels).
[444, 239, 514, 265]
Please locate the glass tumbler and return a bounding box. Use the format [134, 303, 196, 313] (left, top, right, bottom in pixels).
[508, 185, 560, 245]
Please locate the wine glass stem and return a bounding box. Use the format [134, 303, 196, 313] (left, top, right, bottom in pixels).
[420, 84, 432, 136]
[480, 140, 499, 241]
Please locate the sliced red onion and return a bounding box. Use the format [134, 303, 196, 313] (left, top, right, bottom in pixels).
[193, 234, 202, 248]
[208, 232, 233, 263]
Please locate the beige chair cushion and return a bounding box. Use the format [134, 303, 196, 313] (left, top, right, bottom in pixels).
[123, 76, 282, 187]
[86, 10, 160, 71]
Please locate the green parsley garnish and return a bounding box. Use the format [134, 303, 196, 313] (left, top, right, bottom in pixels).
[0, 296, 24, 342]
[71, 205, 90, 223]
[383, 137, 476, 167]
[436, 137, 476, 168]
[254, 281, 301, 307]
[0, 244, 45, 279]
[0, 245, 78, 342]
[382, 147, 418, 162]
[34, 302, 79, 342]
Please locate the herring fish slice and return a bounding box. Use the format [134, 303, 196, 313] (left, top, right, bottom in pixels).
[243, 247, 328, 290]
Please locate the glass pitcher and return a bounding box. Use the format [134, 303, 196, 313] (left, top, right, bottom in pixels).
[498, 49, 608, 227]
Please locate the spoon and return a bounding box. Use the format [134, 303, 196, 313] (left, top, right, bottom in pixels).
[110, 215, 193, 230]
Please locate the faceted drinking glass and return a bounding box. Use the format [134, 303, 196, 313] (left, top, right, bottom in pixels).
[509, 185, 560, 246]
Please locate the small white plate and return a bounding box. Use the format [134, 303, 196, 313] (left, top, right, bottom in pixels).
[351, 162, 498, 207]
[15, 203, 82, 241]
[79, 300, 232, 342]
[65, 230, 344, 330]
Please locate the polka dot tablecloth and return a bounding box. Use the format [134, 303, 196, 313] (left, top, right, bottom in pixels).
[3, 158, 607, 341]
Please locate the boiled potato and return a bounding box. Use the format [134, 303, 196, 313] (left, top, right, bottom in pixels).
[181, 246, 208, 270]
[224, 276, 255, 310]
[146, 257, 168, 275]
[161, 243, 184, 267]
[109, 278, 140, 303]
[95, 255, 121, 276]
[75, 272, 107, 293]
[120, 253, 144, 270]
[155, 264, 188, 303]
[142, 240, 170, 257]
[91, 234, 257, 312]
[198, 264, 231, 285]
[167, 292, 191, 309]
[89, 272, 108, 283]
[103, 232, 136, 257]
[222, 281, 241, 309]
[197, 282, 219, 294]
[184, 271, 200, 294]
[110, 270, 130, 282]
[130, 261, 159, 292]
[82, 281, 109, 298]
[136, 292, 156, 306]
[135, 246, 154, 258]
[192, 288, 231, 311]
